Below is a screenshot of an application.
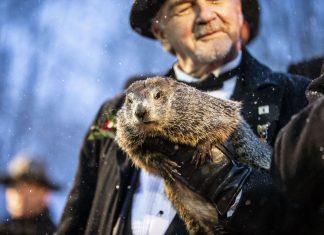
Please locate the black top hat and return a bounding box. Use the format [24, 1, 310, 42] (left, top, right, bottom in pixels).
[0, 154, 61, 191]
[130, 0, 260, 42]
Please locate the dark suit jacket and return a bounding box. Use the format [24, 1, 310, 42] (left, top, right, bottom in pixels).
[56, 50, 310, 235]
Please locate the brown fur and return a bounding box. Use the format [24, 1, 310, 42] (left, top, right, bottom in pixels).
[116, 76, 272, 234]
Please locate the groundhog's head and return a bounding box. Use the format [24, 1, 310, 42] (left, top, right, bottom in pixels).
[118, 77, 178, 132]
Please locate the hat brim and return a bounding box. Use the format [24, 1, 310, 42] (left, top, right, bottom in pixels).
[242, 0, 260, 43]
[129, 0, 167, 39]
[0, 174, 61, 191]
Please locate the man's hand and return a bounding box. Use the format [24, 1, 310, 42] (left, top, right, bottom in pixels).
[142, 137, 252, 216]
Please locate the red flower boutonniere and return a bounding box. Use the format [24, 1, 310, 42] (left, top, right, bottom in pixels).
[88, 111, 117, 141]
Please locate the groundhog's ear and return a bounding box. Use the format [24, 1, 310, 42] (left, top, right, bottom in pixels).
[164, 77, 177, 87]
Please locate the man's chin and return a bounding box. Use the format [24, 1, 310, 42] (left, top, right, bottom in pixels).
[194, 40, 233, 64]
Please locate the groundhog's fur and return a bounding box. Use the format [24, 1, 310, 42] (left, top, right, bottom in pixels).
[116, 77, 272, 235]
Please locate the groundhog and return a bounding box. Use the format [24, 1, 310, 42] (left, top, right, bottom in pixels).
[115, 76, 272, 235]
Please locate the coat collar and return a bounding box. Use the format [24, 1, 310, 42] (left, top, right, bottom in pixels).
[239, 48, 278, 91]
[166, 48, 279, 92]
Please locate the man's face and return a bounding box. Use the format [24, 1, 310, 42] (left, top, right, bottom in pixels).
[153, 0, 243, 68]
[5, 181, 50, 218]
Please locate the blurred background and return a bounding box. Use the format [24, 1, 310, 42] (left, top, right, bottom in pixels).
[0, 0, 323, 223]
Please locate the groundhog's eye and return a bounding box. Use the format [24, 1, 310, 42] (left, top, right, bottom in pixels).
[154, 91, 162, 99]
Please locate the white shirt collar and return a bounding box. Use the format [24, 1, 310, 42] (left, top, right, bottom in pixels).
[173, 51, 242, 83]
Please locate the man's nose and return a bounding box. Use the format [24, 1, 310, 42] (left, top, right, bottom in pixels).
[196, 1, 217, 23]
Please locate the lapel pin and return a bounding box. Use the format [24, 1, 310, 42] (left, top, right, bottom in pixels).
[258, 105, 269, 115]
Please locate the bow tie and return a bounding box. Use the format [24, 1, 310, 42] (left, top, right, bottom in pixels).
[179, 65, 242, 91]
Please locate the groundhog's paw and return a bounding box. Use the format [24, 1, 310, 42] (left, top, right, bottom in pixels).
[192, 143, 212, 167]
[160, 159, 181, 182]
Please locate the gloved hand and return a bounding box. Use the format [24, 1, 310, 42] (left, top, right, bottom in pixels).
[142, 138, 252, 217]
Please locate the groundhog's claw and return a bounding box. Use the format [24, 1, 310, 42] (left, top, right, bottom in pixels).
[192, 150, 212, 167]
[160, 159, 181, 182]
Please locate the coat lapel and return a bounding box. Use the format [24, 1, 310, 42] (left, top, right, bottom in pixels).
[112, 164, 139, 235]
[164, 214, 189, 235]
[231, 49, 285, 145]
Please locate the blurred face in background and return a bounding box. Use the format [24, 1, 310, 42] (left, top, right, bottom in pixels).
[152, 0, 243, 77]
[5, 181, 50, 218]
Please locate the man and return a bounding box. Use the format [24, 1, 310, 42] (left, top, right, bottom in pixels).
[0, 153, 60, 235]
[57, 0, 309, 234]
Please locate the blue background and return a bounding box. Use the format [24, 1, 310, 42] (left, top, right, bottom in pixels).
[0, 0, 323, 223]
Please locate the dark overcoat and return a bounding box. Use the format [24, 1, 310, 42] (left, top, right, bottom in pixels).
[56, 50, 310, 235]
[271, 73, 324, 235]
[0, 209, 56, 235]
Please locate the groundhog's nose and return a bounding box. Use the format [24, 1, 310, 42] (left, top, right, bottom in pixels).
[135, 104, 147, 121]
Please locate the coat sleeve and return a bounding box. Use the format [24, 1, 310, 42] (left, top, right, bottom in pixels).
[271, 97, 324, 209]
[225, 169, 287, 235]
[55, 137, 101, 234]
[55, 96, 124, 235]
[266, 97, 324, 234]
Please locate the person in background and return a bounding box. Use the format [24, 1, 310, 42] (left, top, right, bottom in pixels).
[57, 0, 310, 234]
[288, 56, 324, 80]
[271, 65, 324, 234]
[0, 153, 60, 235]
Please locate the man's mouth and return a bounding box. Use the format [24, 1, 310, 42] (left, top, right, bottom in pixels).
[196, 30, 222, 41]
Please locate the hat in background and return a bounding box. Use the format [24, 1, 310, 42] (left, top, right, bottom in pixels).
[0, 153, 61, 191]
[130, 0, 260, 42]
